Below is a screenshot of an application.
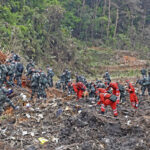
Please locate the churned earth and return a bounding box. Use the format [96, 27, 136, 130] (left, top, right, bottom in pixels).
[0, 87, 150, 150]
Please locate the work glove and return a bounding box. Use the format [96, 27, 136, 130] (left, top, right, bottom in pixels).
[135, 103, 139, 108]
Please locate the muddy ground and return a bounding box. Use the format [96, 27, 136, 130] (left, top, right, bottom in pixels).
[0, 87, 150, 150]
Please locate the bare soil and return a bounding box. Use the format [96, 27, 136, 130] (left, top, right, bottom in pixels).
[0, 87, 150, 150]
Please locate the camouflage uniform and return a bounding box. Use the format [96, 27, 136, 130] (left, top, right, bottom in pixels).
[67, 79, 74, 95]
[38, 72, 48, 99]
[141, 68, 147, 78]
[9, 51, 20, 62]
[118, 83, 126, 103]
[103, 72, 111, 85]
[0, 64, 8, 86]
[26, 60, 34, 72]
[56, 80, 61, 89]
[30, 71, 40, 100]
[47, 68, 54, 87]
[26, 60, 35, 79]
[6, 61, 15, 86]
[136, 77, 150, 96]
[142, 77, 150, 96]
[15, 60, 24, 87]
[96, 80, 106, 88]
[89, 83, 96, 98]
[60, 72, 67, 91]
[0, 86, 16, 115]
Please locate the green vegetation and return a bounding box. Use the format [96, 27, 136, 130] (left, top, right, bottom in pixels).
[0, 0, 150, 75]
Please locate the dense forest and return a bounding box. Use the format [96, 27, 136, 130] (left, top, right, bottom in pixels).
[0, 0, 150, 72]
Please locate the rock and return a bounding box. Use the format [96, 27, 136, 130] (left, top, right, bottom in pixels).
[26, 145, 37, 150]
[81, 142, 92, 150]
[22, 131, 28, 136]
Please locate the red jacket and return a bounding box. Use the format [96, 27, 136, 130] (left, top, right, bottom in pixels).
[106, 82, 119, 91]
[97, 93, 111, 105]
[127, 82, 138, 104]
[76, 82, 86, 91]
[96, 88, 107, 95]
[127, 83, 135, 93]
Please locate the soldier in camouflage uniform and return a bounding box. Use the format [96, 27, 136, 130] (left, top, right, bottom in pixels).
[15, 59, 24, 87]
[141, 68, 147, 78]
[47, 66, 54, 87]
[0, 85, 16, 115]
[66, 70, 71, 84]
[30, 69, 40, 100]
[96, 80, 106, 88]
[26, 59, 35, 72]
[60, 71, 67, 91]
[136, 77, 150, 96]
[67, 79, 74, 95]
[0, 64, 8, 85]
[103, 71, 111, 85]
[118, 83, 126, 103]
[88, 82, 96, 98]
[6, 61, 15, 86]
[55, 80, 61, 89]
[38, 70, 48, 99]
[26, 59, 35, 79]
[9, 51, 20, 62]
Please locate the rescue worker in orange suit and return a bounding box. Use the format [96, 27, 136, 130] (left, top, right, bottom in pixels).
[97, 93, 118, 117]
[95, 88, 108, 101]
[96, 88, 107, 95]
[106, 82, 120, 104]
[72, 82, 86, 100]
[126, 80, 139, 109]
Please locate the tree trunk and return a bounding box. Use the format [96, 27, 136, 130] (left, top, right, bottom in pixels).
[107, 0, 111, 38]
[114, 8, 119, 38]
[103, 0, 106, 16]
[79, 0, 85, 39]
[91, 0, 101, 40]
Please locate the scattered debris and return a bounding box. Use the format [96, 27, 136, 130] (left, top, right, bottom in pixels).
[0, 85, 150, 150]
[38, 137, 49, 145]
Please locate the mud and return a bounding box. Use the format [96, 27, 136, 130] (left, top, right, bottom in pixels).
[0, 87, 150, 150]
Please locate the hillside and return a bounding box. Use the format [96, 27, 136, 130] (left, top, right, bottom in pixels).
[0, 1, 150, 150]
[0, 0, 150, 75]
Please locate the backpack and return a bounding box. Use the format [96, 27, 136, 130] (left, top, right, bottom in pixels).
[143, 78, 150, 86]
[41, 77, 47, 85]
[17, 63, 24, 73]
[118, 83, 125, 92]
[109, 94, 117, 102]
[91, 86, 95, 92]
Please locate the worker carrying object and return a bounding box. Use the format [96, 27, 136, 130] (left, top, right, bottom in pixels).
[97, 93, 118, 117]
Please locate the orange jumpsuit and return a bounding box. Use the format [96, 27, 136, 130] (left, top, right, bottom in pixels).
[72, 82, 86, 100]
[97, 93, 118, 117]
[96, 88, 107, 96]
[127, 82, 139, 109]
[106, 82, 120, 104]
